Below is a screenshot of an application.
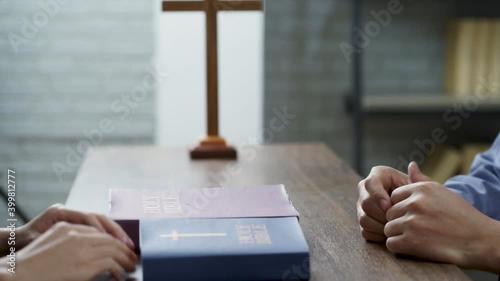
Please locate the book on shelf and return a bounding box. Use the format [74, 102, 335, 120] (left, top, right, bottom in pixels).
[444, 20, 460, 96]
[471, 20, 491, 96]
[445, 18, 500, 97]
[490, 20, 500, 95]
[445, 19, 476, 97]
[422, 144, 492, 181]
[141, 217, 310, 281]
[109, 185, 299, 250]
[460, 144, 490, 174]
[421, 145, 461, 184]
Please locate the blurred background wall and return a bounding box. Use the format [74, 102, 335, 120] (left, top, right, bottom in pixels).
[0, 0, 155, 217]
[156, 12, 264, 147]
[264, 0, 500, 174]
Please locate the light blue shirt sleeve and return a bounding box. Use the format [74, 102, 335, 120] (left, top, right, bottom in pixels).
[444, 133, 500, 221]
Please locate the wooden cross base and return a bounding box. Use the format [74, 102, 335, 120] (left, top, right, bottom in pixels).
[190, 136, 237, 159]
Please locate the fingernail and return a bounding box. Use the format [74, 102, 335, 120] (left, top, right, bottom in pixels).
[121, 235, 134, 246]
[127, 236, 135, 247]
[130, 250, 138, 261]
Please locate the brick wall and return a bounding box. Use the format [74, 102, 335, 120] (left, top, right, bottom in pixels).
[264, 0, 500, 175]
[0, 0, 155, 219]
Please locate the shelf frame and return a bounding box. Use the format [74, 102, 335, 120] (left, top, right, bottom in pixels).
[351, 0, 364, 174]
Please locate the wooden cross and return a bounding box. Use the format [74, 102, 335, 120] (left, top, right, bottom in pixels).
[162, 0, 263, 159]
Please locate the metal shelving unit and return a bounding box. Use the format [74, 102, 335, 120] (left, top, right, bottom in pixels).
[349, 0, 500, 175]
[351, 0, 364, 174]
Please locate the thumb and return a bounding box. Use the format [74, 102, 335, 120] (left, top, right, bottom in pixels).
[408, 161, 431, 183]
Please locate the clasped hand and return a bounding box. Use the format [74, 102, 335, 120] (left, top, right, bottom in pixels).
[357, 162, 500, 273]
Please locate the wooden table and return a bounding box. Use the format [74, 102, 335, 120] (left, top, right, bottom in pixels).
[66, 143, 470, 281]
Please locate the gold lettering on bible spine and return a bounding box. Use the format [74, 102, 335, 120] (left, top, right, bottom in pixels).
[235, 224, 272, 245]
[141, 193, 183, 215]
[142, 195, 161, 214]
[162, 195, 182, 214]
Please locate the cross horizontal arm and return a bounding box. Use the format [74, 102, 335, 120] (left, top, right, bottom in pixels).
[162, 0, 262, 12]
[162, 1, 204, 11]
[216, 0, 262, 11]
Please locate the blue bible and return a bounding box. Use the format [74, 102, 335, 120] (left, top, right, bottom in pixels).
[140, 217, 310, 281]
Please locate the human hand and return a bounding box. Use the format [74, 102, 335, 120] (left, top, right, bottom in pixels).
[16, 204, 134, 251]
[385, 178, 500, 273]
[357, 162, 430, 242]
[12, 222, 137, 281]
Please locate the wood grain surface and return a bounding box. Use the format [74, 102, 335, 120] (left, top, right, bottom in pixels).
[66, 143, 470, 281]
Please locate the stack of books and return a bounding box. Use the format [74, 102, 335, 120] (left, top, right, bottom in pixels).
[445, 18, 500, 96]
[421, 144, 490, 183]
[109, 185, 310, 281]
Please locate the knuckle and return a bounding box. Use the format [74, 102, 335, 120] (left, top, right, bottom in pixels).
[370, 165, 388, 175]
[360, 197, 372, 212]
[66, 230, 82, 242]
[356, 206, 364, 220]
[357, 188, 368, 205]
[406, 197, 423, 213]
[386, 208, 393, 221]
[369, 166, 380, 175]
[357, 179, 366, 191]
[364, 176, 374, 188]
[81, 210, 93, 218]
[361, 229, 384, 242]
[358, 214, 370, 228]
[383, 223, 391, 237]
[360, 229, 371, 241]
[96, 213, 112, 225]
[415, 183, 431, 193]
[95, 213, 106, 220]
[390, 190, 401, 202]
[49, 203, 63, 209]
[54, 221, 70, 232]
[84, 212, 101, 224]
[404, 214, 420, 230]
[406, 199, 418, 210]
[363, 176, 382, 195]
[47, 203, 64, 214]
[386, 237, 398, 252]
[107, 237, 122, 249]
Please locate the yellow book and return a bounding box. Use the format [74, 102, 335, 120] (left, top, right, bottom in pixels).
[460, 144, 490, 174]
[421, 145, 462, 184]
[444, 20, 459, 95]
[489, 20, 500, 96]
[446, 19, 476, 97]
[471, 20, 491, 96]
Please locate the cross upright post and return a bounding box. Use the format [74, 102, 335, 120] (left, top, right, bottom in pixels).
[162, 0, 263, 159]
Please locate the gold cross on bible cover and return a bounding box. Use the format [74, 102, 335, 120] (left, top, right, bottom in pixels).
[160, 230, 228, 241]
[162, 0, 263, 159]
